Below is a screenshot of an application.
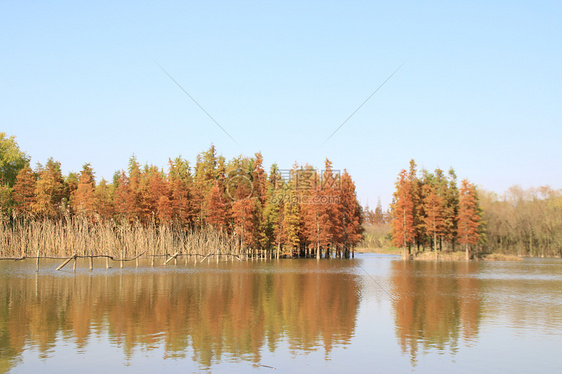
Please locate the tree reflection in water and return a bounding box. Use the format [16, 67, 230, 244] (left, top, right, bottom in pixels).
[390, 261, 482, 365]
[0, 259, 360, 370]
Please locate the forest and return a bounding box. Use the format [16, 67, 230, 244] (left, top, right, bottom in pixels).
[1, 132, 561, 260]
[0, 133, 363, 260]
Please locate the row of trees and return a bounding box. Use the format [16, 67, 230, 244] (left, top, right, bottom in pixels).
[2, 136, 363, 258]
[480, 186, 562, 257]
[390, 160, 482, 259]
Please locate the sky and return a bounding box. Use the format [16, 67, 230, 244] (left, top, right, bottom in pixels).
[1, 0, 561, 208]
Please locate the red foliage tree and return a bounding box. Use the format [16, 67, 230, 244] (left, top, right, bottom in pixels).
[339, 170, 363, 257]
[205, 181, 229, 230]
[168, 157, 195, 226]
[391, 170, 415, 257]
[34, 159, 65, 219]
[114, 171, 138, 222]
[422, 183, 445, 253]
[72, 163, 97, 219]
[458, 179, 481, 260]
[12, 166, 36, 217]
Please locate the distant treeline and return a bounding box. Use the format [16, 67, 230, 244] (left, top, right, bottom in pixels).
[0, 133, 363, 259]
[480, 186, 562, 257]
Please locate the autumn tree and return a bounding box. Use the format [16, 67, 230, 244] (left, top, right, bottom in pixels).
[195, 145, 226, 227]
[280, 188, 301, 257]
[34, 159, 65, 219]
[458, 179, 481, 260]
[114, 171, 138, 222]
[317, 159, 343, 258]
[94, 178, 115, 220]
[408, 160, 424, 251]
[263, 164, 283, 258]
[442, 168, 459, 250]
[339, 170, 363, 258]
[391, 170, 415, 258]
[12, 166, 37, 217]
[72, 163, 97, 218]
[205, 181, 229, 230]
[139, 165, 168, 223]
[168, 157, 195, 226]
[422, 183, 445, 253]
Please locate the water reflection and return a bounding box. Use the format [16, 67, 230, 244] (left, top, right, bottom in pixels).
[390, 261, 482, 364]
[389, 259, 562, 367]
[0, 259, 360, 370]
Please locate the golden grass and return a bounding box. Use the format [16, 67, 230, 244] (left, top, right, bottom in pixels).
[355, 246, 402, 255]
[480, 253, 523, 261]
[411, 250, 523, 261]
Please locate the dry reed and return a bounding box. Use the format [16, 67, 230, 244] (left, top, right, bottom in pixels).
[0, 217, 245, 262]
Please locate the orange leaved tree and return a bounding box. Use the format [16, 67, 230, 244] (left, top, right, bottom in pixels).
[391, 169, 415, 259]
[458, 179, 481, 260]
[422, 183, 444, 255]
[12, 167, 36, 217]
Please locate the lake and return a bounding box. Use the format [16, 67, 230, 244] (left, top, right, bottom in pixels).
[0, 254, 561, 373]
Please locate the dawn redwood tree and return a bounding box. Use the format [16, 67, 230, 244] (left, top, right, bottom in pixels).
[34, 159, 65, 219]
[114, 171, 138, 222]
[141, 165, 168, 223]
[408, 160, 425, 251]
[422, 183, 445, 254]
[281, 188, 301, 257]
[442, 168, 459, 250]
[296, 164, 318, 257]
[94, 178, 114, 220]
[318, 159, 343, 258]
[194, 145, 226, 227]
[391, 169, 415, 258]
[205, 181, 229, 230]
[12, 166, 36, 217]
[458, 179, 481, 260]
[252, 152, 267, 207]
[72, 163, 97, 218]
[168, 157, 195, 227]
[231, 184, 258, 252]
[264, 164, 284, 257]
[339, 170, 363, 258]
[64, 172, 78, 212]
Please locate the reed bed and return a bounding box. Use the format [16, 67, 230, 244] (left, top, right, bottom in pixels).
[0, 217, 246, 263]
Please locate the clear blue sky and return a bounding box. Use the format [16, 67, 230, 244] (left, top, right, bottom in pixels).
[2, 1, 561, 208]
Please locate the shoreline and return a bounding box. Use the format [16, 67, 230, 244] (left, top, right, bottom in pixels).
[353, 247, 556, 261]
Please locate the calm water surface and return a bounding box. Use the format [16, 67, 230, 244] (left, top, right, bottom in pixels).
[0, 254, 561, 373]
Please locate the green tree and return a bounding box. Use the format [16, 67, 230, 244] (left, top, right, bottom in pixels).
[0, 133, 30, 214]
[0, 133, 30, 187]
